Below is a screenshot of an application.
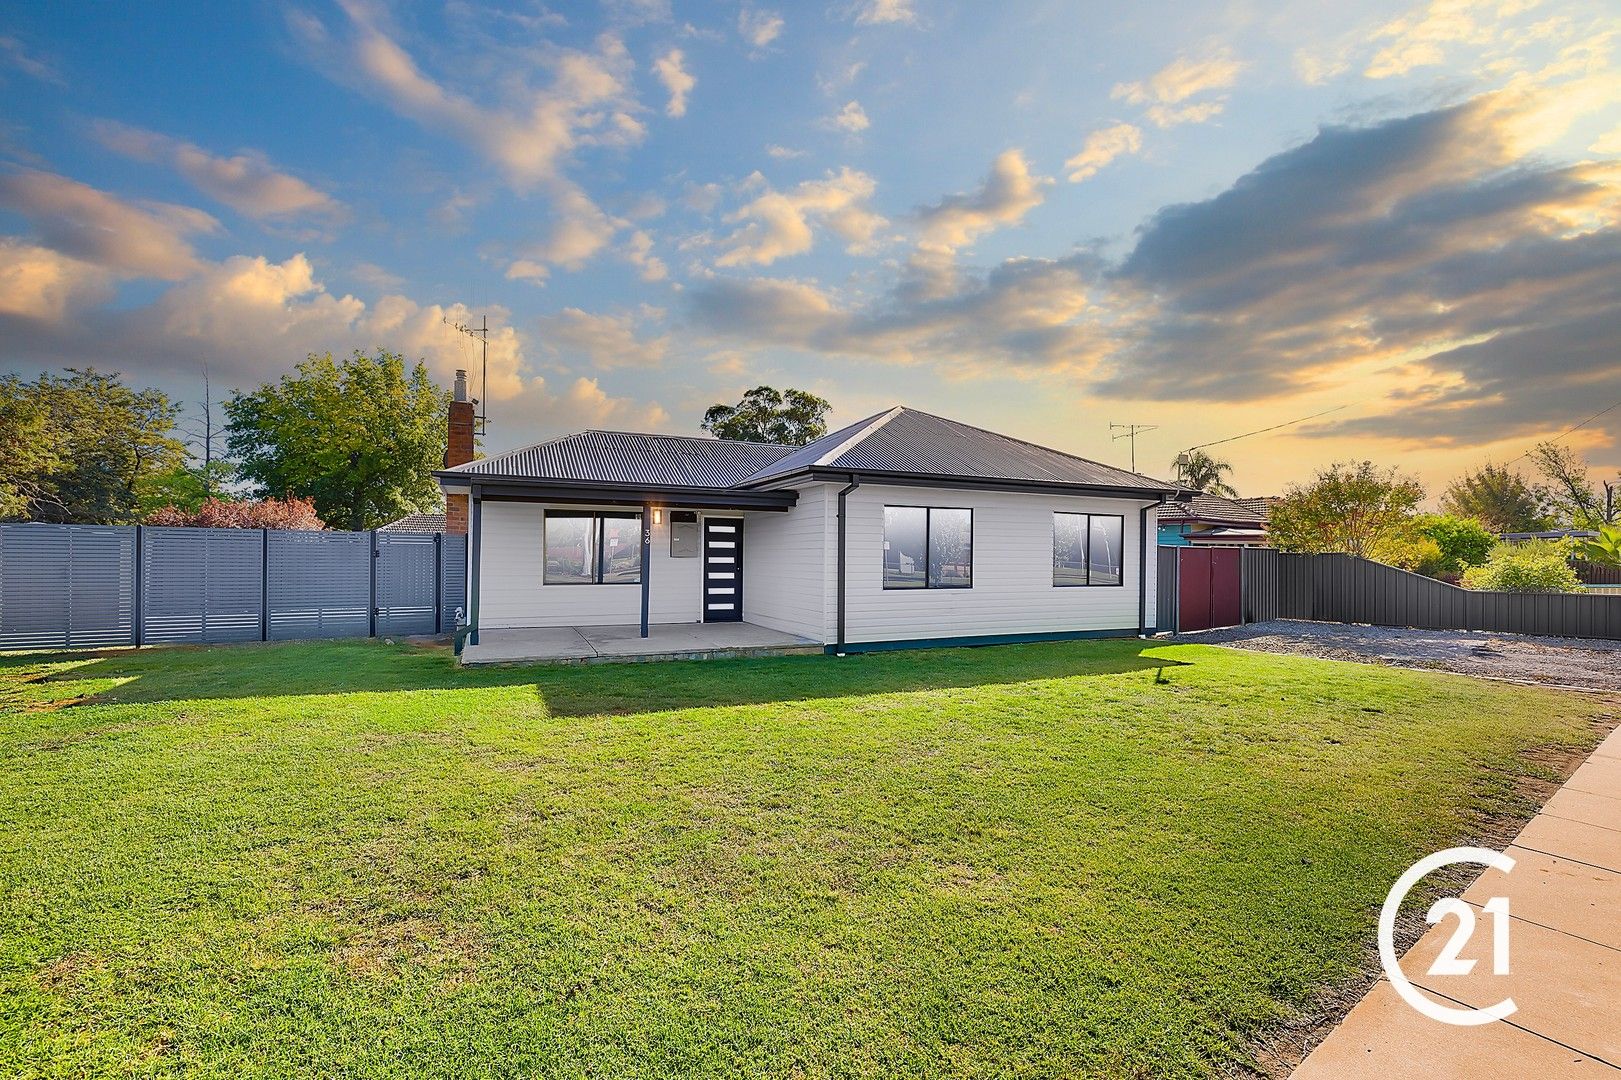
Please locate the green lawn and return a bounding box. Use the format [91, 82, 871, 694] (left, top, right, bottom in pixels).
[0, 639, 1609, 1079]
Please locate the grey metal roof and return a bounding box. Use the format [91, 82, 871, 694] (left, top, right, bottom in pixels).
[379, 512, 448, 533]
[444, 430, 796, 488]
[740, 407, 1176, 492]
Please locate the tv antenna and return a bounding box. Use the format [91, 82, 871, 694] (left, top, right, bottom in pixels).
[1109, 422, 1158, 473]
[445, 313, 489, 435]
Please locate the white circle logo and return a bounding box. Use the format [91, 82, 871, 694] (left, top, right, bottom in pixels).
[1378, 846, 1517, 1027]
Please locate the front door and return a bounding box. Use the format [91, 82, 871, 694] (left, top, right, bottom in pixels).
[703, 517, 743, 622]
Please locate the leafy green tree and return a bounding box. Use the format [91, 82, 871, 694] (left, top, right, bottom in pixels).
[1528, 442, 1611, 529]
[136, 461, 237, 520]
[1461, 541, 1581, 593]
[1, 369, 188, 523]
[701, 386, 831, 446]
[1268, 461, 1425, 559]
[1176, 449, 1238, 497]
[1414, 514, 1497, 576]
[1438, 463, 1550, 534]
[226, 350, 449, 531]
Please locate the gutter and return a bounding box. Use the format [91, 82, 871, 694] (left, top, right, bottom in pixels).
[1139, 496, 1168, 638]
[835, 474, 861, 655]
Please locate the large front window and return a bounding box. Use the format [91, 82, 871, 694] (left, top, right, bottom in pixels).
[1054, 513, 1124, 586]
[544, 511, 643, 584]
[884, 506, 973, 589]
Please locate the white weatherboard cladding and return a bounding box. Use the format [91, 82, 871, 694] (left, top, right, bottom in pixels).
[476, 500, 703, 629]
[741, 484, 834, 641]
[839, 484, 1156, 645]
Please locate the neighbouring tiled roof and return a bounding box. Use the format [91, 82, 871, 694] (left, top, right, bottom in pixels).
[1158, 493, 1269, 526]
[1232, 496, 1280, 518]
[442, 430, 796, 488]
[739, 407, 1176, 491]
[379, 512, 448, 533]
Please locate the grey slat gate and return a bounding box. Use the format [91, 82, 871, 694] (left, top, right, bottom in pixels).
[375, 532, 439, 637]
[267, 530, 371, 640]
[0, 523, 136, 650]
[1155, 547, 1179, 633]
[141, 527, 263, 644]
[438, 534, 467, 633]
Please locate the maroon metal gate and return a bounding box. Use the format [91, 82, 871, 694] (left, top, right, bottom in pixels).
[1176, 547, 1242, 632]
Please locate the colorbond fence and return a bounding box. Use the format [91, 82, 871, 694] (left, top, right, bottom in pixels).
[0, 523, 466, 651]
[1233, 550, 1621, 641]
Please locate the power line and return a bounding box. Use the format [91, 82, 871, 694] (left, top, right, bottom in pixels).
[1185, 402, 1353, 453]
[1508, 397, 1621, 465]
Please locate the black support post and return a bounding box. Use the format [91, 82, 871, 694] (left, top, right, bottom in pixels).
[640, 502, 652, 638]
[468, 489, 482, 646]
[835, 475, 860, 654]
[133, 525, 144, 647]
[260, 528, 269, 642]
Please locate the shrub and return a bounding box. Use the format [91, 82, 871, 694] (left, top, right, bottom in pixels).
[1368, 531, 1446, 576]
[1460, 541, 1581, 593]
[1414, 514, 1496, 575]
[147, 496, 323, 530]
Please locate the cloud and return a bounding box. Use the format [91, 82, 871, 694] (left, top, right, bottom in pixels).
[853, 0, 916, 26]
[1112, 52, 1246, 128]
[0, 169, 218, 280]
[824, 100, 870, 133]
[92, 121, 344, 223]
[914, 149, 1049, 254]
[766, 144, 806, 159]
[0, 35, 60, 84]
[534, 307, 670, 369]
[738, 5, 784, 49]
[303, 3, 641, 191]
[716, 167, 885, 266]
[1364, 0, 1495, 80]
[623, 229, 668, 281]
[652, 48, 694, 117]
[1064, 123, 1143, 183]
[0, 240, 113, 322]
[1592, 122, 1621, 154]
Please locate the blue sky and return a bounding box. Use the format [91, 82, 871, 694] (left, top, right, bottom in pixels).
[3, 0, 1619, 494]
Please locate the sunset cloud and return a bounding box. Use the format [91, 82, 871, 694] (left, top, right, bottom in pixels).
[1112, 52, 1246, 127]
[0, 170, 217, 280]
[1064, 123, 1143, 183]
[716, 167, 885, 266]
[652, 48, 694, 117]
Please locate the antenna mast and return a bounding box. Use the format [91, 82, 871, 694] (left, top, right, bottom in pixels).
[446, 314, 489, 435]
[1109, 422, 1158, 473]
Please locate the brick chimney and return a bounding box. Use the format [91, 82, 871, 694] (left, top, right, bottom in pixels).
[445, 369, 476, 535]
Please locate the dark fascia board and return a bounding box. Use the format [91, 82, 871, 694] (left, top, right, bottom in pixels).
[777, 466, 1182, 502]
[1159, 514, 1268, 528]
[438, 473, 797, 511]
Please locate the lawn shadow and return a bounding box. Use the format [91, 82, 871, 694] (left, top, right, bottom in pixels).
[1, 638, 1192, 719]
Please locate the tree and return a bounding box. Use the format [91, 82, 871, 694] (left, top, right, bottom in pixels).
[1528, 442, 1611, 529]
[0, 369, 188, 524]
[702, 386, 831, 446]
[147, 495, 323, 530]
[1268, 461, 1425, 559]
[1414, 514, 1497, 576]
[226, 350, 449, 531]
[1176, 449, 1238, 497]
[1438, 463, 1550, 534]
[136, 460, 238, 520]
[1571, 524, 1621, 568]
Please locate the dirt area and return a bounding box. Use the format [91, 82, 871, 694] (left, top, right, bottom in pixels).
[1187, 620, 1621, 694]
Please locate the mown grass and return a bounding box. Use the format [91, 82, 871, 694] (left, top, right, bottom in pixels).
[0, 638, 1608, 1078]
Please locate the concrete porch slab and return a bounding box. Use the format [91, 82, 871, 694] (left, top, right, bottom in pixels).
[461, 622, 822, 666]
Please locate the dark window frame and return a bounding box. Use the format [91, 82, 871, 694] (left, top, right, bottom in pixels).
[882, 504, 974, 590]
[543, 509, 643, 585]
[1053, 511, 1127, 588]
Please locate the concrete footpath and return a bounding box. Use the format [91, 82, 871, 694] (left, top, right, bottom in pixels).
[1293, 725, 1621, 1078]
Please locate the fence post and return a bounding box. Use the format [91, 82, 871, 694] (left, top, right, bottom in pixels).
[368, 530, 378, 638]
[434, 532, 443, 636]
[133, 525, 144, 646]
[260, 529, 270, 642]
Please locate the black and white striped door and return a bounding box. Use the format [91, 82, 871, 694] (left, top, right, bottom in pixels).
[702, 518, 743, 622]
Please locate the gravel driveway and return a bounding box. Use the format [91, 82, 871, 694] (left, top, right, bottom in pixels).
[1187, 620, 1621, 693]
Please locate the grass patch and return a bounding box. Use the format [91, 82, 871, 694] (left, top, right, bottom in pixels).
[0, 638, 1610, 1078]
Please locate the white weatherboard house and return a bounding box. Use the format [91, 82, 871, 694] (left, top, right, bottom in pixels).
[436, 407, 1186, 663]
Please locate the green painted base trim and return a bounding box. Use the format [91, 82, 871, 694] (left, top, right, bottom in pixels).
[827, 627, 1142, 655]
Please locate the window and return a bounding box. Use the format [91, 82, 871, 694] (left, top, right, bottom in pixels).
[884, 506, 972, 589]
[544, 511, 643, 584]
[1053, 512, 1125, 586]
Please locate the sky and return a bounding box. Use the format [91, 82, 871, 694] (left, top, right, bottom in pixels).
[2, 0, 1619, 498]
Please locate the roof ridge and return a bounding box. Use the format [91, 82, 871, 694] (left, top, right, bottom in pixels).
[892, 408, 1174, 486]
[579, 428, 793, 449]
[805, 405, 904, 467]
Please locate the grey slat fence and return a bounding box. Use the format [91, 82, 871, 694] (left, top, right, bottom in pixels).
[1155, 546, 1179, 632]
[0, 522, 468, 652]
[1236, 550, 1621, 641]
